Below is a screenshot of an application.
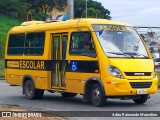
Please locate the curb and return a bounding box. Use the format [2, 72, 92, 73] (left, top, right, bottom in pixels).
[0, 76, 5, 80]
[0, 78, 4, 80]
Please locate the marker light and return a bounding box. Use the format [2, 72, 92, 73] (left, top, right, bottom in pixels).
[108, 66, 124, 78]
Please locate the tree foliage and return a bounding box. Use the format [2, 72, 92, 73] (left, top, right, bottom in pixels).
[55, 0, 67, 12]
[26, 0, 66, 20]
[0, 0, 31, 19]
[27, 0, 56, 14]
[74, 0, 111, 19]
[0, 0, 111, 20]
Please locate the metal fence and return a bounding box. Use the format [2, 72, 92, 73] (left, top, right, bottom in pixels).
[134, 26, 160, 60]
[134, 26, 160, 47]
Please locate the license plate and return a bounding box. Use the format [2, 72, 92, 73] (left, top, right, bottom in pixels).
[137, 89, 147, 94]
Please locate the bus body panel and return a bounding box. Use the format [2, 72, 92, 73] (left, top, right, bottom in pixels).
[103, 76, 158, 96]
[6, 69, 49, 90]
[66, 72, 100, 94]
[109, 58, 154, 79]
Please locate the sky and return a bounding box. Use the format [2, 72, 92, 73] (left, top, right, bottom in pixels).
[96, 0, 160, 26]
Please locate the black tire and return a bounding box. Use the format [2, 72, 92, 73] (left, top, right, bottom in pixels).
[90, 83, 106, 107]
[133, 95, 148, 104]
[61, 93, 77, 97]
[24, 80, 44, 99]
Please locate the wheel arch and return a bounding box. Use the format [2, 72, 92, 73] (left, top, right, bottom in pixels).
[84, 76, 106, 96]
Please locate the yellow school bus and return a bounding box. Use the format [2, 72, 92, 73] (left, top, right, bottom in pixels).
[5, 19, 158, 106]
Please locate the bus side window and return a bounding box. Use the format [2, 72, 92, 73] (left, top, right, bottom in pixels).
[69, 32, 96, 57]
[7, 34, 25, 55]
[25, 32, 45, 55]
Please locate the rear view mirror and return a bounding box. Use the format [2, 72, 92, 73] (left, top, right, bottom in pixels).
[133, 45, 139, 51]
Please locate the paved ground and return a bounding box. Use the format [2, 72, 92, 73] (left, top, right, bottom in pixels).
[0, 108, 61, 120]
[0, 80, 160, 120]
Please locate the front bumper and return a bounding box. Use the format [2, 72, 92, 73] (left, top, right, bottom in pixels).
[103, 76, 158, 96]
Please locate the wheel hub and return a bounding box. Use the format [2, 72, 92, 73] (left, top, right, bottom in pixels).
[27, 84, 32, 95]
[93, 88, 100, 101]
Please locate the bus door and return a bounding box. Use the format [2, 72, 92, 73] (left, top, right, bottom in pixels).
[52, 34, 68, 89]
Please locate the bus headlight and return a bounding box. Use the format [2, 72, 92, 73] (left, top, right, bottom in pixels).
[108, 66, 124, 78]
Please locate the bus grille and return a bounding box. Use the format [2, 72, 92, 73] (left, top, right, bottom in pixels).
[129, 82, 152, 88]
[125, 72, 151, 76]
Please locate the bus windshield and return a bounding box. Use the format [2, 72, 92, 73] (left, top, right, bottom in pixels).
[92, 24, 148, 58]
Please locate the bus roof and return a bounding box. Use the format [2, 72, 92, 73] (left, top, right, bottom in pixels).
[9, 18, 131, 34]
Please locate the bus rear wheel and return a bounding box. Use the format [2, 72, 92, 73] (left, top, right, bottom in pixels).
[24, 80, 44, 99]
[90, 83, 106, 107]
[61, 93, 77, 97]
[133, 95, 148, 104]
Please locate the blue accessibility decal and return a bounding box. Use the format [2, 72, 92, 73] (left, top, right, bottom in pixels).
[71, 61, 77, 71]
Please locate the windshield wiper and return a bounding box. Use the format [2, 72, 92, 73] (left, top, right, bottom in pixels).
[107, 52, 134, 58]
[135, 53, 148, 58]
[124, 52, 148, 58]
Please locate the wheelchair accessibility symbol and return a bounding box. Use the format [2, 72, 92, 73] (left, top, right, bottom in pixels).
[71, 61, 77, 71]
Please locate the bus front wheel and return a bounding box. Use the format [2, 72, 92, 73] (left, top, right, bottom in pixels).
[133, 95, 149, 104]
[90, 83, 106, 107]
[24, 80, 44, 99]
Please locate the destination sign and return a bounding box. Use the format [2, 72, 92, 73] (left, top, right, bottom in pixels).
[92, 24, 131, 32]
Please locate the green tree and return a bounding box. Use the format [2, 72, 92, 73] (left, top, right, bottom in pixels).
[27, 0, 66, 20]
[55, 0, 67, 12]
[26, 0, 55, 20]
[0, 0, 31, 19]
[74, 0, 111, 19]
[74, 0, 86, 18]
